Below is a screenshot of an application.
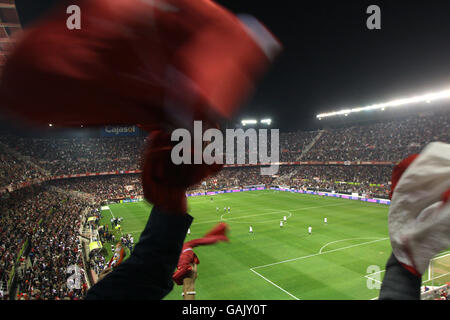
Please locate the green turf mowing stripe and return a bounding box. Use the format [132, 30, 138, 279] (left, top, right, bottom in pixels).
[97, 191, 393, 299]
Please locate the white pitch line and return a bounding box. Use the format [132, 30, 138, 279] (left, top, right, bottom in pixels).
[105, 207, 125, 236]
[250, 237, 389, 300]
[423, 272, 450, 282]
[364, 275, 384, 284]
[189, 197, 231, 202]
[108, 208, 115, 219]
[364, 269, 385, 277]
[220, 209, 292, 223]
[433, 251, 450, 259]
[250, 269, 300, 300]
[192, 202, 348, 226]
[126, 229, 144, 234]
[117, 202, 347, 230]
[319, 237, 385, 254]
[252, 237, 389, 270]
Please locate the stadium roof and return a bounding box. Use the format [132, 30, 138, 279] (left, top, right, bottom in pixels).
[0, 1, 21, 69]
[316, 88, 450, 119]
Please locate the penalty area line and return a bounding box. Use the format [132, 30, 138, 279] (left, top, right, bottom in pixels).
[108, 208, 115, 219]
[250, 268, 300, 300]
[250, 238, 388, 300]
[252, 237, 389, 270]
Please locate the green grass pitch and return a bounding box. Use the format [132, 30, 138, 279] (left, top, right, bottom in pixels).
[99, 190, 449, 300]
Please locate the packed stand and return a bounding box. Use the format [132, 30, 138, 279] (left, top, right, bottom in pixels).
[0, 185, 92, 300]
[188, 167, 275, 191]
[47, 174, 144, 202]
[305, 111, 450, 161]
[0, 186, 59, 299]
[279, 130, 318, 161]
[0, 151, 44, 188]
[16, 192, 91, 300]
[0, 110, 448, 190]
[273, 165, 392, 198]
[0, 136, 147, 177]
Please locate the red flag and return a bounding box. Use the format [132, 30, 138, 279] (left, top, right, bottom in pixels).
[0, 0, 281, 129]
[172, 223, 228, 285]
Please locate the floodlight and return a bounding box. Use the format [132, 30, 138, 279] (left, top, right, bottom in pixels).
[316, 88, 450, 119]
[241, 119, 258, 126]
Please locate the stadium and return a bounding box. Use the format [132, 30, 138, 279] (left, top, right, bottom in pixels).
[1, 103, 449, 300]
[0, 0, 449, 303]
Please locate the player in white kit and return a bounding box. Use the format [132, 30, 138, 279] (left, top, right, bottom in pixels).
[249, 225, 253, 233]
[280, 220, 284, 228]
[324, 217, 327, 224]
[308, 226, 312, 235]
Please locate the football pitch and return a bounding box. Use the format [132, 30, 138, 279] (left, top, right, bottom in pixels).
[99, 190, 448, 300]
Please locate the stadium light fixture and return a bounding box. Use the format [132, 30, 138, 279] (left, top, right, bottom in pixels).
[261, 118, 272, 125]
[241, 119, 258, 126]
[48, 123, 53, 127]
[316, 88, 450, 119]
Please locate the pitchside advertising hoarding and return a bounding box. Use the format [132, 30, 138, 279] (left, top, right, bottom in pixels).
[101, 125, 140, 137]
[183, 187, 390, 204]
[269, 187, 391, 204]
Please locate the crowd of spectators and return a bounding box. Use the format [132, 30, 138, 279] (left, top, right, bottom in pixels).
[191, 167, 275, 191]
[0, 109, 448, 299]
[89, 231, 134, 279]
[17, 195, 89, 300]
[47, 175, 144, 202]
[119, 234, 135, 255]
[1, 185, 93, 300]
[422, 284, 450, 300]
[304, 111, 450, 161]
[40, 165, 392, 199]
[0, 152, 43, 188]
[89, 251, 106, 278]
[0, 136, 147, 176]
[187, 165, 392, 198]
[279, 130, 318, 161]
[272, 165, 392, 198]
[0, 110, 448, 191]
[0, 186, 58, 299]
[437, 287, 449, 300]
[88, 216, 135, 280]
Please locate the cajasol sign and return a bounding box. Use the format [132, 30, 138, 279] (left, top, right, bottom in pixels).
[102, 125, 139, 136]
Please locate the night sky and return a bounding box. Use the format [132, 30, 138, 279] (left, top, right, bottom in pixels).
[2, 0, 450, 134]
[217, 0, 450, 130]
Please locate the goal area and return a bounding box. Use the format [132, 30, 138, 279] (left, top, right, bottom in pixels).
[425, 252, 450, 286]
